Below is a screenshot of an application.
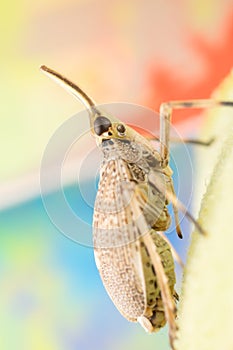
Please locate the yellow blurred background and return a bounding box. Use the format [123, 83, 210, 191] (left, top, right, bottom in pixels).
[1, 0, 233, 190]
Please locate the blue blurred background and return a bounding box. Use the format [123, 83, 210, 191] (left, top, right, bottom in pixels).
[0, 148, 190, 350]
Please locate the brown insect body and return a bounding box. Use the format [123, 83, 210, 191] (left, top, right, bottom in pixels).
[93, 123, 177, 332]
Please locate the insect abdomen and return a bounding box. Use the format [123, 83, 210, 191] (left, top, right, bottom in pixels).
[139, 231, 176, 331]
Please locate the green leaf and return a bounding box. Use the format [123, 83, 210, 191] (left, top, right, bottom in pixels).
[176, 70, 233, 350]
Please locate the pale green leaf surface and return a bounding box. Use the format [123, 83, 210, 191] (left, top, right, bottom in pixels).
[177, 70, 233, 350]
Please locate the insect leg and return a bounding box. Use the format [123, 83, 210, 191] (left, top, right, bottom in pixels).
[148, 135, 215, 146]
[173, 137, 215, 146]
[169, 181, 183, 239]
[158, 231, 184, 268]
[143, 231, 177, 350]
[148, 172, 207, 236]
[159, 99, 233, 167]
[169, 137, 215, 146]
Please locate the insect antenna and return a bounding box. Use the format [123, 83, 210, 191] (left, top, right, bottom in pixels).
[40, 65, 99, 116]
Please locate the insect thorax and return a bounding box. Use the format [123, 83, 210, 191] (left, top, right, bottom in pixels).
[101, 138, 161, 180]
[95, 137, 171, 246]
[93, 136, 175, 331]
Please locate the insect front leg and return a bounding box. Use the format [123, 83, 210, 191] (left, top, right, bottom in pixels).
[159, 99, 233, 167]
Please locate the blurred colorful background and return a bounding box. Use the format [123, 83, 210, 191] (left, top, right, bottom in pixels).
[1, 1, 233, 349]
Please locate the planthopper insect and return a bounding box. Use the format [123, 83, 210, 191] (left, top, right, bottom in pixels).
[40, 65, 233, 349]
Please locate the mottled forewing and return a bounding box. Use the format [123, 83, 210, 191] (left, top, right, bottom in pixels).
[93, 159, 147, 321]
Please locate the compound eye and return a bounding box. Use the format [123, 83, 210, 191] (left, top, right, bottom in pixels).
[117, 123, 126, 135]
[94, 116, 112, 136]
